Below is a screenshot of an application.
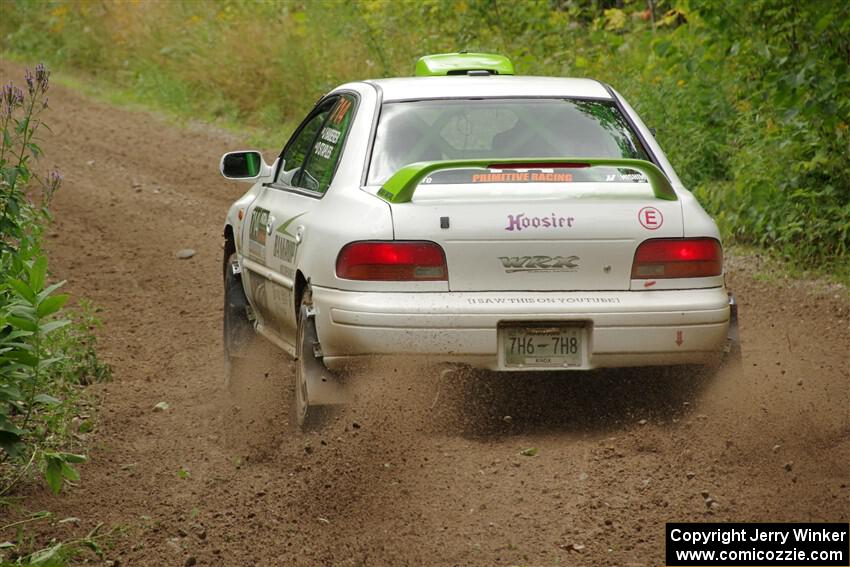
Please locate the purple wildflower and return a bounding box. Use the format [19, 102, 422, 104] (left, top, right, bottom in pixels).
[25, 68, 35, 95]
[35, 63, 49, 93]
[47, 167, 63, 193]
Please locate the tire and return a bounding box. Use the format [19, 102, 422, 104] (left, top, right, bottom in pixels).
[293, 287, 333, 431]
[223, 252, 254, 386]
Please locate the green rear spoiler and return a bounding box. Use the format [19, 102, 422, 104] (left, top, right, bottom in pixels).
[415, 53, 515, 76]
[376, 158, 677, 204]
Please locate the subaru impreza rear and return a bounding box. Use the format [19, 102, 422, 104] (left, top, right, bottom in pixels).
[311, 56, 733, 373]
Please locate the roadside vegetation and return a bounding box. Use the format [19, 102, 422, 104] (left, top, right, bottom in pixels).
[3, 0, 848, 277]
[1, 65, 112, 564]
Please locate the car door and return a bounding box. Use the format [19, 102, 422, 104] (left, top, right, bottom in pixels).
[243, 93, 357, 348]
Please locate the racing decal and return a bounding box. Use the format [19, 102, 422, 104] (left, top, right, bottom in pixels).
[467, 296, 620, 304]
[320, 126, 341, 144]
[638, 206, 663, 230]
[505, 212, 575, 232]
[273, 235, 298, 264]
[312, 127, 342, 160]
[471, 171, 573, 183]
[268, 283, 293, 332]
[248, 270, 291, 333]
[272, 212, 306, 270]
[418, 167, 651, 186]
[498, 255, 580, 274]
[276, 212, 306, 238]
[248, 207, 271, 262]
[246, 271, 269, 316]
[606, 172, 647, 182]
[313, 141, 334, 159]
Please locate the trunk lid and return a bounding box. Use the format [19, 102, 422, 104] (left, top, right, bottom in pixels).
[391, 182, 683, 292]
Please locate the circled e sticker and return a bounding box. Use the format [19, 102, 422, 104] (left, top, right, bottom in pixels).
[638, 206, 663, 230]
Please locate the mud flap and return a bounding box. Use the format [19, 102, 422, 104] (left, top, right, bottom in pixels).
[301, 306, 348, 406]
[224, 259, 254, 358]
[724, 293, 742, 364]
[727, 294, 739, 346]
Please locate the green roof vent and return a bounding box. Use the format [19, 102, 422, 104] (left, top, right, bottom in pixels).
[415, 53, 515, 77]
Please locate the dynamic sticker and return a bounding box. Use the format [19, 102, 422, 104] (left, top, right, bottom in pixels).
[273, 234, 298, 264]
[638, 206, 663, 230]
[276, 212, 307, 238]
[272, 212, 306, 268]
[505, 213, 575, 232]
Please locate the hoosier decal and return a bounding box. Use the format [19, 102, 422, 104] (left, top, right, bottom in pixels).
[505, 212, 575, 232]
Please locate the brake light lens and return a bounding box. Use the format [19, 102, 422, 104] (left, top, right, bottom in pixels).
[490, 162, 591, 170]
[632, 238, 722, 279]
[336, 241, 448, 281]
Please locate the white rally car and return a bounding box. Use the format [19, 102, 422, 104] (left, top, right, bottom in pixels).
[220, 53, 739, 428]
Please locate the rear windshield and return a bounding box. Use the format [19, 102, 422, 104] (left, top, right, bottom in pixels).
[367, 98, 651, 185]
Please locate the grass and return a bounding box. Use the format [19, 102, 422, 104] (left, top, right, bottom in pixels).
[1, 50, 288, 151]
[727, 244, 850, 292]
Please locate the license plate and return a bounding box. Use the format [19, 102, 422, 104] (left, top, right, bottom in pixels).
[501, 325, 584, 368]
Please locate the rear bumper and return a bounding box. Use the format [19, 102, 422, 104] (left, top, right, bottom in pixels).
[312, 286, 730, 371]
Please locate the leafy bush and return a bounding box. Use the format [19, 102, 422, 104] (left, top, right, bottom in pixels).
[0, 515, 113, 566]
[1, 64, 109, 496]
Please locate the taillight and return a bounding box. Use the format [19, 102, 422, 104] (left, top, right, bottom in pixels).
[336, 241, 448, 281]
[632, 238, 722, 279]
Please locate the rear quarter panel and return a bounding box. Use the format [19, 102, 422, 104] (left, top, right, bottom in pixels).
[295, 83, 396, 290]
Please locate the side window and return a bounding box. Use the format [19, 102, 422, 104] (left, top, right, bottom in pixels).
[276, 103, 333, 186]
[296, 94, 357, 195]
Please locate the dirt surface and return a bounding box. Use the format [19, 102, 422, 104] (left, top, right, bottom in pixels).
[2, 60, 849, 566]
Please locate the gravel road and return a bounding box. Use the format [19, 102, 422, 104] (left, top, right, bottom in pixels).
[3, 60, 848, 566]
